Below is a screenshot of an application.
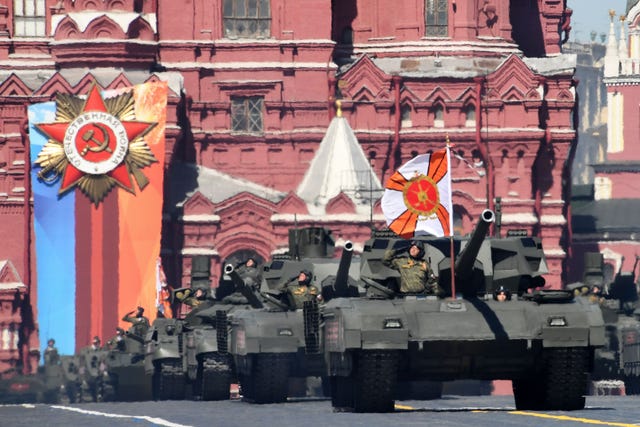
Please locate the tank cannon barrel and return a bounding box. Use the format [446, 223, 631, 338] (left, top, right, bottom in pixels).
[224, 264, 264, 309]
[333, 241, 354, 297]
[454, 209, 495, 282]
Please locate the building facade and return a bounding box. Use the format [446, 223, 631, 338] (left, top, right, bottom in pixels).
[0, 0, 577, 372]
[570, 4, 640, 284]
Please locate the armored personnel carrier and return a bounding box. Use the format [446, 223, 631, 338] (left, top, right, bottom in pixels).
[229, 227, 356, 403]
[144, 273, 262, 401]
[589, 255, 640, 394]
[99, 327, 152, 401]
[321, 210, 605, 412]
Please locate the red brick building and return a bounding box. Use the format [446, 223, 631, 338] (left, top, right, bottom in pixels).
[0, 0, 577, 373]
[571, 5, 640, 284]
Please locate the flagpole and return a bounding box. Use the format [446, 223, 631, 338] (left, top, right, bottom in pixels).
[450, 235, 456, 299]
[445, 137, 456, 300]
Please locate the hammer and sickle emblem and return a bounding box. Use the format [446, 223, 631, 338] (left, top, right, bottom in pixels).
[80, 123, 112, 156]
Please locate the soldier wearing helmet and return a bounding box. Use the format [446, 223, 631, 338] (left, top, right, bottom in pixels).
[284, 269, 320, 309]
[493, 286, 512, 302]
[382, 240, 441, 295]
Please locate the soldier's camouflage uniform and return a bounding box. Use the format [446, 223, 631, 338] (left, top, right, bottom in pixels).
[382, 249, 442, 295]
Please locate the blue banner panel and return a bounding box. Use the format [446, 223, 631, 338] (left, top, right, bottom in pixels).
[28, 103, 76, 358]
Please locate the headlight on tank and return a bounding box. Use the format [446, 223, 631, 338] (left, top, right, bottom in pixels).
[547, 316, 567, 327]
[278, 328, 293, 336]
[165, 324, 176, 335]
[384, 318, 403, 329]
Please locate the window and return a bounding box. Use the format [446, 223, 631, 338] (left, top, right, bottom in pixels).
[432, 105, 444, 128]
[231, 96, 264, 133]
[14, 0, 45, 37]
[401, 105, 412, 128]
[464, 105, 476, 127]
[223, 0, 271, 39]
[425, 0, 448, 37]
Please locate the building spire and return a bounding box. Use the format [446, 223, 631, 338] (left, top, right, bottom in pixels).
[605, 9, 620, 77]
[296, 110, 382, 214]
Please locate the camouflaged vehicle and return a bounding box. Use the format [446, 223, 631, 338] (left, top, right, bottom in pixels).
[229, 227, 356, 404]
[144, 274, 262, 401]
[590, 255, 640, 394]
[321, 209, 605, 412]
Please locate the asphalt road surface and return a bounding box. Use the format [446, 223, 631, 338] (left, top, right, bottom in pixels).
[1, 395, 640, 427]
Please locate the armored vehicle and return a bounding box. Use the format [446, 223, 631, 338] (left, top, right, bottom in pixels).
[100, 328, 152, 401]
[144, 274, 262, 401]
[590, 255, 640, 394]
[75, 344, 110, 402]
[229, 227, 356, 404]
[321, 210, 605, 412]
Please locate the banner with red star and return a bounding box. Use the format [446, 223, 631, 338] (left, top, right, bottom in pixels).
[29, 81, 168, 353]
[381, 148, 453, 238]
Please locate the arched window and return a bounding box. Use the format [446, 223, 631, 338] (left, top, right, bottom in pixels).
[425, 0, 448, 37]
[223, 0, 271, 39]
[432, 104, 444, 128]
[453, 210, 463, 236]
[464, 105, 476, 127]
[401, 104, 412, 128]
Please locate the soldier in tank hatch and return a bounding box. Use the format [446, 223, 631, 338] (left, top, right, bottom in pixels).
[122, 306, 150, 337]
[493, 286, 512, 302]
[283, 270, 321, 309]
[382, 240, 442, 296]
[107, 327, 126, 351]
[235, 257, 262, 290]
[89, 336, 101, 351]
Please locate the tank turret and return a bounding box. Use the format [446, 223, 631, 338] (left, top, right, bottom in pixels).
[223, 264, 264, 309]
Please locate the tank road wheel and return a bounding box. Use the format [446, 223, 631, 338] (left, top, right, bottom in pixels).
[623, 375, 640, 395]
[331, 376, 355, 411]
[514, 347, 589, 411]
[251, 353, 290, 404]
[194, 352, 232, 401]
[513, 377, 545, 410]
[353, 350, 399, 413]
[153, 359, 185, 400]
[544, 347, 589, 410]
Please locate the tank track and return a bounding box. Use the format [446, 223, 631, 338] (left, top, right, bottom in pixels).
[353, 350, 398, 413]
[196, 352, 232, 401]
[242, 353, 290, 404]
[153, 359, 185, 400]
[514, 347, 588, 410]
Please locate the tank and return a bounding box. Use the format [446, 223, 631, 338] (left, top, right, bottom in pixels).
[228, 227, 356, 404]
[144, 273, 262, 401]
[100, 327, 152, 401]
[322, 209, 605, 412]
[590, 255, 640, 394]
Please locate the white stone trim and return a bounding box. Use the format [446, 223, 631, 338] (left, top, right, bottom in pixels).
[271, 213, 386, 222]
[51, 12, 158, 35]
[540, 215, 567, 225]
[180, 214, 221, 223]
[181, 248, 219, 256]
[160, 61, 337, 70]
[500, 212, 538, 224]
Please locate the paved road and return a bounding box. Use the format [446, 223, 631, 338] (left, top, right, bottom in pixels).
[1, 395, 639, 427]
